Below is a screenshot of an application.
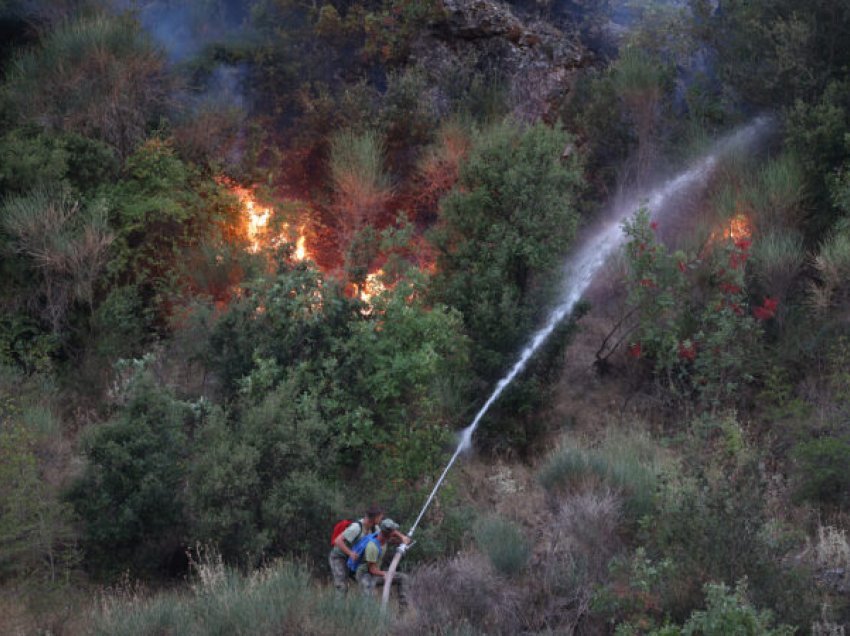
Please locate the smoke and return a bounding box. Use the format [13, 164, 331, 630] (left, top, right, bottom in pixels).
[112, 0, 252, 63]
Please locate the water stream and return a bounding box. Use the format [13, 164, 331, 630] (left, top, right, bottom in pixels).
[406, 117, 772, 538]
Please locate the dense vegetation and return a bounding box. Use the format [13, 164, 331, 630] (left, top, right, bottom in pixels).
[1, 0, 850, 634]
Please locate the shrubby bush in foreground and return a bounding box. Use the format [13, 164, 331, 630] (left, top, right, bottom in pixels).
[91, 558, 384, 636]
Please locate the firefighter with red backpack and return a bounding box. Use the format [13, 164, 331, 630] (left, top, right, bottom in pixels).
[328, 506, 411, 601]
[351, 517, 411, 607]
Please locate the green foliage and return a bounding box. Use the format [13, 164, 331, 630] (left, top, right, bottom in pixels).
[193, 259, 469, 563]
[647, 581, 795, 636]
[642, 441, 816, 626]
[792, 436, 850, 509]
[90, 558, 386, 636]
[596, 547, 674, 633]
[105, 138, 242, 306]
[474, 516, 530, 577]
[623, 209, 763, 406]
[562, 69, 633, 187]
[691, 0, 850, 107]
[430, 120, 583, 445]
[0, 419, 78, 589]
[749, 229, 804, 301]
[1, 187, 114, 333]
[2, 13, 169, 157]
[810, 228, 850, 312]
[68, 372, 190, 575]
[0, 315, 57, 374]
[539, 430, 662, 521]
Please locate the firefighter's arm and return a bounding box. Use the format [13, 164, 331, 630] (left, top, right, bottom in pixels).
[368, 560, 385, 577]
[334, 530, 357, 560]
[389, 530, 411, 545]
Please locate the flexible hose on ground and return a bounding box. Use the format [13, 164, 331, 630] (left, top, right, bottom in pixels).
[380, 550, 403, 613]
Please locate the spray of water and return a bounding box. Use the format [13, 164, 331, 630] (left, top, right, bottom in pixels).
[406, 117, 772, 537]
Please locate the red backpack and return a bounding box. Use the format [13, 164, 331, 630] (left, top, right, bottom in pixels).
[330, 519, 361, 547]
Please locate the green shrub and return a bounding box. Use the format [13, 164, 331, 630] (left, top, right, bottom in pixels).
[90, 559, 385, 636]
[0, 420, 79, 588]
[792, 436, 850, 509]
[644, 452, 817, 627]
[68, 372, 190, 575]
[750, 229, 805, 301]
[646, 581, 795, 636]
[3, 13, 168, 157]
[474, 516, 530, 577]
[539, 431, 661, 520]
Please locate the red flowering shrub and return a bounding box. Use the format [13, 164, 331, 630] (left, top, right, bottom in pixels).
[623, 209, 763, 406]
[753, 297, 779, 321]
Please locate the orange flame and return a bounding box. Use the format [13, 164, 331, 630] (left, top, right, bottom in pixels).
[723, 214, 753, 242]
[360, 269, 386, 304]
[223, 179, 310, 259]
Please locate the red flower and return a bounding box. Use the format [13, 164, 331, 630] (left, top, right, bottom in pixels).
[729, 302, 744, 316]
[650, 221, 659, 231]
[753, 296, 779, 320]
[678, 341, 697, 361]
[753, 306, 772, 320]
[720, 282, 742, 295]
[678, 261, 687, 273]
[639, 278, 656, 288]
[627, 343, 642, 358]
[735, 238, 752, 251]
[763, 297, 779, 312]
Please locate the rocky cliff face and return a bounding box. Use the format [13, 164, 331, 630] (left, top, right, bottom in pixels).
[413, 0, 590, 122]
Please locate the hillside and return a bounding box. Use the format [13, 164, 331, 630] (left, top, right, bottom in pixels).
[1, 1, 850, 634]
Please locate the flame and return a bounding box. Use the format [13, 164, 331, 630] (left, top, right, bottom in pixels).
[360, 269, 386, 304]
[295, 233, 307, 261]
[723, 214, 753, 242]
[222, 178, 311, 259]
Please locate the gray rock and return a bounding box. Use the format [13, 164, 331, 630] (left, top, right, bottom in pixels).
[416, 0, 588, 122]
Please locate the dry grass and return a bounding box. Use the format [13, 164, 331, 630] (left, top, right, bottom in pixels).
[402, 553, 524, 635]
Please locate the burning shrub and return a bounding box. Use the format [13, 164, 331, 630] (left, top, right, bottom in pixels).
[622, 209, 764, 407]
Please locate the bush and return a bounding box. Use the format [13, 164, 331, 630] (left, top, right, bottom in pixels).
[644, 451, 817, 627]
[429, 119, 584, 448]
[3, 14, 168, 157]
[647, 581, 795, 636]
[329, 129, 392, 248]
[792, 436, 850, 509]
[2, 187, 114, 333]
[404, 554, 523, 635]
[539, 430, 661, 521]
[68, 372, 190, 575]
[90, 558, 386, 636]
[749, 229, 805, 302]
[0, 420, 78, 588]
[474, 516, 530, 577]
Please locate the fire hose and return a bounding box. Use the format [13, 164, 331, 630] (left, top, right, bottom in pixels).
[380, 440, 467, 612]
